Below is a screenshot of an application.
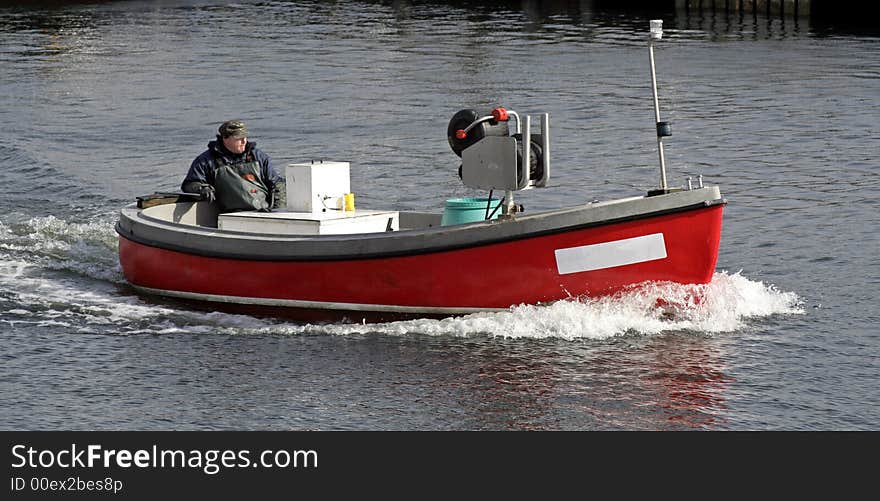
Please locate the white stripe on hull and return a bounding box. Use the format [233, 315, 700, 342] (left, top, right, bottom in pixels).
[554, 233, 667, 275]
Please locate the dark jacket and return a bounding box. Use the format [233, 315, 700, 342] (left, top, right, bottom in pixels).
[181, 138, 286, 210]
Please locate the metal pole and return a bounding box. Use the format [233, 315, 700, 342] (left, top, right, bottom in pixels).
[649, 20, 668, 192]
[503, 190, 514, 216]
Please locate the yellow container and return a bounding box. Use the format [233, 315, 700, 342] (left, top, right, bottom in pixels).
[344, 193, 355, 211]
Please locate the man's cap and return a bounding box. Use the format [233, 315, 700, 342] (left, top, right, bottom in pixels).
[219, 120, 248, 138]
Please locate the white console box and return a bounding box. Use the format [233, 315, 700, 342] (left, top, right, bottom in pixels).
[218, 209, 399, 235]
[286, 161, 350, 212]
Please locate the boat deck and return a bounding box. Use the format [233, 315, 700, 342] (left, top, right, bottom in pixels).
[136, 200, 446, 234]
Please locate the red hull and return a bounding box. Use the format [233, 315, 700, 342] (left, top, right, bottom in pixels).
[119, 204, 723, 317]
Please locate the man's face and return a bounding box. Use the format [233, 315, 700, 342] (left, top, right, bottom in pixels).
[222, 135, 247, 154]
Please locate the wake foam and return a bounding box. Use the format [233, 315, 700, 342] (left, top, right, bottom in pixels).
[0, 214, 803, 339]
[0, 215, 122, 283]
[278, 271, 804, 340]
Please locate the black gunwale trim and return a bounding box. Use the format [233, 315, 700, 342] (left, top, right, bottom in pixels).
[116, 198, 726, 262]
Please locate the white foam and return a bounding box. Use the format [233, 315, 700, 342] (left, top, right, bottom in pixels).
[271, 270, 804, 340]
[0, 215, 123, 283]
[0, 213, 804, 339]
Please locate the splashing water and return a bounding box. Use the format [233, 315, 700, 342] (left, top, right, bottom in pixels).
[305, 271, 804, 340]
[105, 270, 801, 339]
[0, 215, 122, 283]
[1, 215, 803, 339]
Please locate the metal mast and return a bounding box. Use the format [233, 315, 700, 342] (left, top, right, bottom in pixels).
[648, 19, 669, 192]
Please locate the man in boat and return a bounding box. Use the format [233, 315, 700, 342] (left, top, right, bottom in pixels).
[181, 120, 286, 212]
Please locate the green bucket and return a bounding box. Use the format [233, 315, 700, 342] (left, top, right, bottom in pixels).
[441, 197, 502, 226]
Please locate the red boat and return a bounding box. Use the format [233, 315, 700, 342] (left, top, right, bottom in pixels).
[117, 185, 724, 322]
[116, 21, 725, 322]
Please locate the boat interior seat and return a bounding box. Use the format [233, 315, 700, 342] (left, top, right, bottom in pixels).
[176, 201, 219, 227]
[398, 211, 442, 230]
[143, 201, 219, 228]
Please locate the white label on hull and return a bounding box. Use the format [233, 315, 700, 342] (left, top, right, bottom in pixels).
[554, 233, 667, 275]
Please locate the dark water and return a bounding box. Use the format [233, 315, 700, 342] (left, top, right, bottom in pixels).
[1, 0, 877, 430]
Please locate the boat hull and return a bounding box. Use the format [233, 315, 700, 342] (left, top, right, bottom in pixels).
[117, 193, 724, 321]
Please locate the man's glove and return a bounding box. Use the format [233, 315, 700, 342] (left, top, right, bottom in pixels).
[199, 185, 216, 203]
